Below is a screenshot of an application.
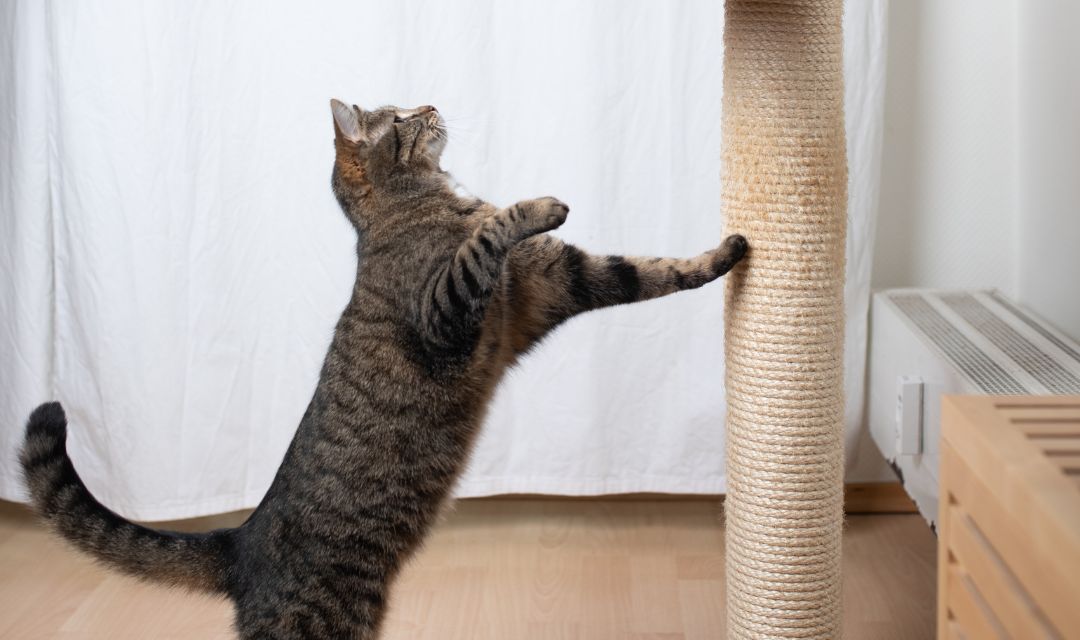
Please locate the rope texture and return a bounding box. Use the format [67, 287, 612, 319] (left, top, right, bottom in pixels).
[722, 1, 847, 638]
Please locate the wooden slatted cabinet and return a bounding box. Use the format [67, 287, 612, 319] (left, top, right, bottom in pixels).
[939, 396, 1080, 639]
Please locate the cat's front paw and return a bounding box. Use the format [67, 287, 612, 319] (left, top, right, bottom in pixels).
[518, 197, 570, 233]
[722, 234, 748, 260]
[710, 234, 749, 275]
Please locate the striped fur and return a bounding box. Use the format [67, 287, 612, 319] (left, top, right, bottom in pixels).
[20, 403, 232, 593]
[21, 100, 747, 639]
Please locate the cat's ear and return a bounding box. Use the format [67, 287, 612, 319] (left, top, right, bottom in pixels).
[330, 98, 363, 143]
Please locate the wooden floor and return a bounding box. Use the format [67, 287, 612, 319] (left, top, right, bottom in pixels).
[0, 499, 937, 639]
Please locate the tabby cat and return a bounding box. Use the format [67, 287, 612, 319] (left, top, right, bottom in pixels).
[20, 99, 748, 638]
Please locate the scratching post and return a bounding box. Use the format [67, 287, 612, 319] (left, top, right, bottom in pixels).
[721, 1, 847, 638]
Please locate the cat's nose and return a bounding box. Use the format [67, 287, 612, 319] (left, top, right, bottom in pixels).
[417, 105, 437, 115]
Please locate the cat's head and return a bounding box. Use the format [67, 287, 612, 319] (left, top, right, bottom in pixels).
[329, 99, 447, 222]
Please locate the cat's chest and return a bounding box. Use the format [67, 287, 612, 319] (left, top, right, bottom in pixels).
[448, 176, 475, 200]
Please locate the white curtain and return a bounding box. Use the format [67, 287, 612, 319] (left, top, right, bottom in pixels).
[0, 1, 888, 520]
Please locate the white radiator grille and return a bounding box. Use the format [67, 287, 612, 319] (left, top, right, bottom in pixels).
[990, 292, 1080, 364]
[887, 291, 1080, 396]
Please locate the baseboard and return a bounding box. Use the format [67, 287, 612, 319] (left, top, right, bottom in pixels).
[0, 481, 917, 532]
[842, 482, 918, 514]
[471, 482, 918, 515]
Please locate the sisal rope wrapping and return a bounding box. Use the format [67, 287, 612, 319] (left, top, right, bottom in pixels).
[721, 1, 847, 638]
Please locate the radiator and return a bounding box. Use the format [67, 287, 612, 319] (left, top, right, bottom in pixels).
[866, 289, 1080, 525]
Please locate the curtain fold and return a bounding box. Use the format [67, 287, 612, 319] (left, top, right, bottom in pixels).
[0, 0, 888, 520]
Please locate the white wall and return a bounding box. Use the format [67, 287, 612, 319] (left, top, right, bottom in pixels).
[1016, 2, 1080, 342]
[874, 0, 1080, 343]
[873, 0, 1018, 296]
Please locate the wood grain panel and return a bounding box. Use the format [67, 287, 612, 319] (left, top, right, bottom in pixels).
[945, 564, 1005, 639]
[940, 396, 1080, 640]
[947, 508, 1056, 639]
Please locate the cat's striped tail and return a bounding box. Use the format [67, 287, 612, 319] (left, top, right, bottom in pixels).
[19, 402, 233, 594]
